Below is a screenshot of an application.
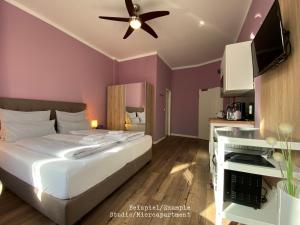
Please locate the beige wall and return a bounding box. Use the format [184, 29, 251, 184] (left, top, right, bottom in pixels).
[260, 0, 300, 139]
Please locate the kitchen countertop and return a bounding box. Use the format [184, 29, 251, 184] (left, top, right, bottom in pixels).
[209, 118, 255, 125]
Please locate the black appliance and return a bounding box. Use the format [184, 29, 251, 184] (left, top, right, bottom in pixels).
[246, 102, 254, 120]
[251, 0, 291, 77]
[224, 170, 262, 209]
[240, 102, 246, 120]
[225, 153, 275, 168]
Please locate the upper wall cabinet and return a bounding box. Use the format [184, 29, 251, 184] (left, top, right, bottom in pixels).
[221, 41, 254, 96]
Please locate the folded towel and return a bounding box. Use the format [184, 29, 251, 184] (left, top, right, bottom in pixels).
[108, 130, 124, 135]
[79, 137, 116, 146]
[82, 134, 105, 142]
[72, 144, 117, 159]
[105, 131, 144, 142]
[70, 129, 108, 136]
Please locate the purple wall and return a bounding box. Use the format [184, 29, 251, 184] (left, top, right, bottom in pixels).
[155, 56, 172, 140]
[1, 0, 276, 140]
[125, 82, 145, 108]
[0, 1, 114, 124]
[237, 0, 274, 127]
[237, 0, 274, 42]
[115, 55, 157, 86]
[171, 62, 221, 136]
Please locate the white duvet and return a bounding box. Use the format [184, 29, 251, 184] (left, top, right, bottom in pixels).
[14, 130, 145, 159]
[0, 134, 152, 199]
[80, 131, 145, 144]
[15, 134, 118, 159]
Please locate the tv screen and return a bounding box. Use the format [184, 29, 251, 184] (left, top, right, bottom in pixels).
[252, 0, 285, 77]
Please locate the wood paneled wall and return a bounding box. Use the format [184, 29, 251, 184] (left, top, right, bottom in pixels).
[107, 85, 126, 130]
[145, 83, 154, 136]
[260, 0, 300, 139]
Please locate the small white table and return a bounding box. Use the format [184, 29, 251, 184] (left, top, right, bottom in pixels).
[214, 128, 300, 225]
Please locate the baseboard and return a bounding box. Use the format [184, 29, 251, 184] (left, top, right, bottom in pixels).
[171, 133, 200, 139]
[153, 136, 167, 144]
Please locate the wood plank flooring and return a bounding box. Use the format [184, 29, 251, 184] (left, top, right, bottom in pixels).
[0, 136, 234, 225]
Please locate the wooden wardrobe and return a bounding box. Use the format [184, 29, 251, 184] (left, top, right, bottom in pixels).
[107, 82, 154, 135]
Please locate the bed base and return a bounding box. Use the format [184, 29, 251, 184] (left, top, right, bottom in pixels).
[0, 149, 152, 225]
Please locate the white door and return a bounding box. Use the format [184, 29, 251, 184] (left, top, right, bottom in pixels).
[198, 87, 223, 140]
[165, 89, 171, 136]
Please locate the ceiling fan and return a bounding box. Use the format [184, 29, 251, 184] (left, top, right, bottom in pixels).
[99, 0, 170, 39]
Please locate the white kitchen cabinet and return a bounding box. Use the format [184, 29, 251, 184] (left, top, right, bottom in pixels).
[221, 41, 254, 95]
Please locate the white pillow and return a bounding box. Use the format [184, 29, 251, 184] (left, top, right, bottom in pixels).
[0, 108, 50, 123]
[57, 120, 90, 134]
[139, 117, 145, 123]
[56, 110, 87, 122]
[127, 112, 137, 118]
[137, 112, 145, 123]
[130, 117, 140, 124]
[1, 120, 56, 142]
[137, 112, 145, 118]
[126, 112, 137, 124]
[126, 112, 142, 124]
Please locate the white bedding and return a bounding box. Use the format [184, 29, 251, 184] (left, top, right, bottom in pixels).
[15, 134, 119, 159]
[0, 134, 152, 199]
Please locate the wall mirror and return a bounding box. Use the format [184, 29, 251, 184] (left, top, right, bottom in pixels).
[107, 82, 153, 135]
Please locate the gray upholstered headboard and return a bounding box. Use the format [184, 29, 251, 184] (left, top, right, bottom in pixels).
[126, 106, 144, 113]
[0, 97, 86, 120]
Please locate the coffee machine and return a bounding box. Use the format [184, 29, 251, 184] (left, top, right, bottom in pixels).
[226, 102, 247, 120]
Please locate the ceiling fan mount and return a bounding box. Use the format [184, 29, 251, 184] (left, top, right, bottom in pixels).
[132, 3, 140, 14]
[99, 0, 170, 39]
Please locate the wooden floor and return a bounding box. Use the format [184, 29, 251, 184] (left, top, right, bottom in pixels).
[0, 136, 233, 225]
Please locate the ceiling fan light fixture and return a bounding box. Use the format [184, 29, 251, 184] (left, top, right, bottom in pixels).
[129, 16, 142, 29]
[98, 0, 170, 39]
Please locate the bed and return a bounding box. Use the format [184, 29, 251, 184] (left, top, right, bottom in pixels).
[0, 97, 152, 225]
[125, 106, 146, 132]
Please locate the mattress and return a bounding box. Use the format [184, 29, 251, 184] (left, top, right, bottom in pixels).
[0, 135, 152, 200]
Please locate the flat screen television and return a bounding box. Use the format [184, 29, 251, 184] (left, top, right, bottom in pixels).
[251, 0, 287, 77]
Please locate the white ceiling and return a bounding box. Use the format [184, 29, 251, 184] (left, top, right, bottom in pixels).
[6, 0, 252, 69]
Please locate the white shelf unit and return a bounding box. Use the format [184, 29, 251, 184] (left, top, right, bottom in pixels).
[224, 158, 300, 178]
[214, 128, 300, 225]
[209, 123, 255, 174]
[223, 189, 277, 225]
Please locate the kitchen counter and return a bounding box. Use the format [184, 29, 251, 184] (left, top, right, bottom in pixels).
[209, 118, 255, 125]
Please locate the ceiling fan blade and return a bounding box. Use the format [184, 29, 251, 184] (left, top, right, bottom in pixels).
[141, 23, 158, 38]
[140, 11, 170, 21]
[123, 26, 134, 39]
[125, 0, 135, 16]
[99, 16, 129, 22]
